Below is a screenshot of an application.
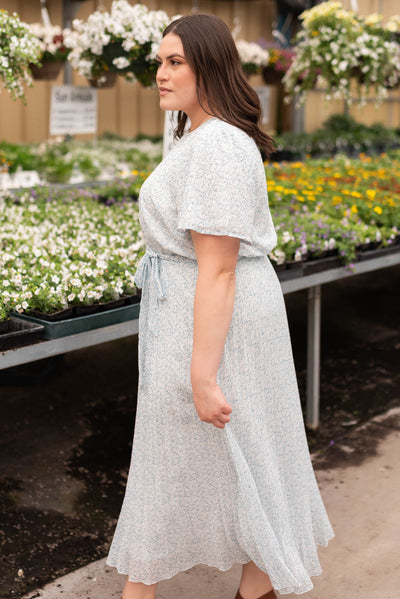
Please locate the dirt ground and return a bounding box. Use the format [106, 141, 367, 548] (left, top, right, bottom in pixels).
[1, 265, 399, 599]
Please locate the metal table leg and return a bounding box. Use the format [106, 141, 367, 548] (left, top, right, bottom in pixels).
[306, 285, 321, 430]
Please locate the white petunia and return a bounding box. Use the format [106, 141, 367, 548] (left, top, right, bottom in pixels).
[112, 56, 131, 70]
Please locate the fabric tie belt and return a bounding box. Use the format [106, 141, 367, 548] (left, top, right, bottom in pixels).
[134, 251, 198, 334]
[135, 251, 166, 300]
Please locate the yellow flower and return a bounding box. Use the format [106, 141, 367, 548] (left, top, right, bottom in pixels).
[351, 205, 358, 214]
[373, 206, 383, 215]
[332, 196, 342, 205]
[366, 189, 376, 199]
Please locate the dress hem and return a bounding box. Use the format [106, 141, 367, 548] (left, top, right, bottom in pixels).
[106, 532, 334, 595]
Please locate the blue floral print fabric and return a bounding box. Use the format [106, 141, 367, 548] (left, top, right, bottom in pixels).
[106, 118, 334, 594]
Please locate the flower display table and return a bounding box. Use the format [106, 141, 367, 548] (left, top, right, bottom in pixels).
[280, 249, 400, 429]
[0, 318, 139, 371]
[2, 249, 399, 430]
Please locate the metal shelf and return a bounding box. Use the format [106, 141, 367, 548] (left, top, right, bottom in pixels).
[1, 249, 399, 429]
[0, 319, 139, 371]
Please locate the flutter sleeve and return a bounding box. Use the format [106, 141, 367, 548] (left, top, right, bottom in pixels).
[177, 124, 264, 245]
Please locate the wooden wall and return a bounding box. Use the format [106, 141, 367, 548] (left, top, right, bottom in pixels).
[0, 0, 399, 142]
[0, 0, 276, 142]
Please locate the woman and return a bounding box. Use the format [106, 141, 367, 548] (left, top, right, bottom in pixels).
[107, 14, 334, 599]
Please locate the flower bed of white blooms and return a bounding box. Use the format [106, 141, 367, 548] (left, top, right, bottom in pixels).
[0, 136, 163, 186]
[0, 189, 145, 320]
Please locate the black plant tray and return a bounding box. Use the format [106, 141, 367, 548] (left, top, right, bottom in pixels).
[276, 261, 304, 281]
[25, 294, 141, 322]
[28, 307, 75, 322]
[13, 302, 140, 340]
[357, 244, 400, 262]
[302, 255, 343, 275]
[0, 317, 45, 351]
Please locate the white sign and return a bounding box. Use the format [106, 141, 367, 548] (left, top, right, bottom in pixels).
[50, 85, 97, 135]
[0, 170, 41, 189]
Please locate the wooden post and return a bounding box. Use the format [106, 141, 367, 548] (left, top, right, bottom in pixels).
[63, 0, 81, 85]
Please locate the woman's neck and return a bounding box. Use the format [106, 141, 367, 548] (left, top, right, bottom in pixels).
[187, 104, 213, 132]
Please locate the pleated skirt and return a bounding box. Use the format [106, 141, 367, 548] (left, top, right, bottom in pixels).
[106, 253, 334, 594]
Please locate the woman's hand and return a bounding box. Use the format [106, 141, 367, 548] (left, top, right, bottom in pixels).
[192, 381, 232, 429]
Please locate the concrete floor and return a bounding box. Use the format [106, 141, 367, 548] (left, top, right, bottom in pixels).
[21, 409, 400, 599]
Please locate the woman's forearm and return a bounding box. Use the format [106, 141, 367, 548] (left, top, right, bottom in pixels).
[191, 269, 236, 389]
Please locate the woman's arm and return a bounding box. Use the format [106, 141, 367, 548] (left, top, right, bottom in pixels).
[190, 231, 240, 429]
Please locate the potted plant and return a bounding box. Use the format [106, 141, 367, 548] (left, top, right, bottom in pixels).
[358, 13, 400, 91]
[283, 0, 400, 105]
[385, 15, 400, 43]
[64, 0, 170, 88]
[235, 39, 270, 77]
[0, 9, 41, 101]
[262, 48, 295, 85]
[28, 23, 70, 80]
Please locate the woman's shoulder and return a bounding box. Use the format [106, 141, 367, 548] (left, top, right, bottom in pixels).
[198, 117, 254, 141]
[193, 117, 259, 158]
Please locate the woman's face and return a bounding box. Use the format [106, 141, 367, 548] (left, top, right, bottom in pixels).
[156, 33, 200, 117]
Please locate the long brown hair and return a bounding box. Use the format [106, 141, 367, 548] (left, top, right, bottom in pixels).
[162, 14, 275, 156]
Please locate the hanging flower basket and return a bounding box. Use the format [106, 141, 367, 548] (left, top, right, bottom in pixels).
[283, 1, 400, 106]
[0, 10, 41, 101]
[102, 42, 149, 74]
[262, 48, 295, 85]
[64, 1, 170, 88]
[30, 60, 64, 80]
[235, 39, 270, 77]
[88, 71, 118, 88]
[262, 66, 284, 85]
[384, 77, 400, 90]
[102, 41, 158, 87]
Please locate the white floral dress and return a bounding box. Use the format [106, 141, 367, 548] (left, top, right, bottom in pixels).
[106, 118, 334, 594]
